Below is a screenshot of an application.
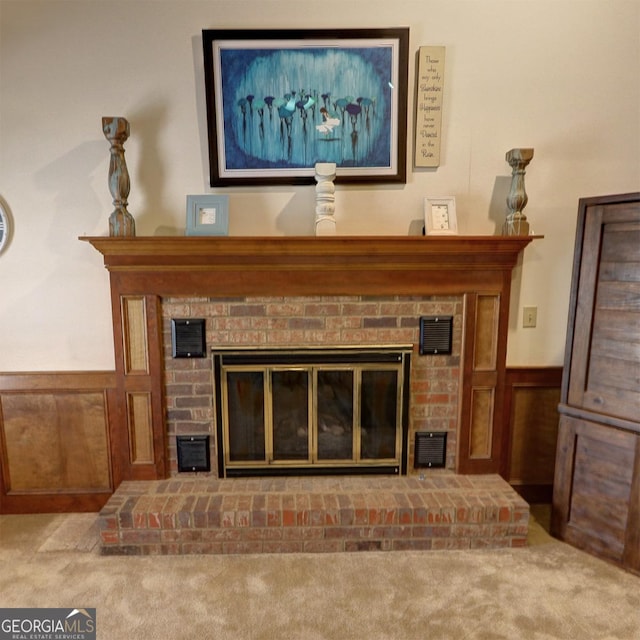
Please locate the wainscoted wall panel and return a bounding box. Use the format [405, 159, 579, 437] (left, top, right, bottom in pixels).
[469, 387, 494, 459]
[0, 365, 561, 513]
[503, 367, 563, 503]
[2, 392, 111, 491]
[458, 292, 504, 473]
[0, 372, 116, 513]
[474, 294, 499, 370]
[121, 296, 149, 375]
[126, 392, 154, 465]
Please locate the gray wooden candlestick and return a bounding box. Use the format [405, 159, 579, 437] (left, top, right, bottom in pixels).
[103, 116, 135, 237]
[503, 148, 534, 236]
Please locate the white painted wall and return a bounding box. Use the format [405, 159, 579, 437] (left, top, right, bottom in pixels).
[1, 0, 638, 371]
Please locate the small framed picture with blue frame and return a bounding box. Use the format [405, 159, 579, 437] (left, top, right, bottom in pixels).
[186, 194, 229, 236]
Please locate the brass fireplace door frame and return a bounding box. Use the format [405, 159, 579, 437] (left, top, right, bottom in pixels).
[213, 348, 411, 477]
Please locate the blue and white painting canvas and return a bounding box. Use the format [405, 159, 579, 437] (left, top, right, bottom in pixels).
[206, 32, 407, 185]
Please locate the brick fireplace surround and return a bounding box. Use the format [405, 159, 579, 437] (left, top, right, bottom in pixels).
[162, 294, 463, 475]
[84, 235, 535, 554]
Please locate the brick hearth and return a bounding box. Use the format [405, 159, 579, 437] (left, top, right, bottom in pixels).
[98, 474, 529, 555]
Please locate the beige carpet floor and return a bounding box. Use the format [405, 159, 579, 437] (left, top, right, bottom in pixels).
[1, 506, 639, 639]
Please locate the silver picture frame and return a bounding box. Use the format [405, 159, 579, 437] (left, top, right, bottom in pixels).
[424, 196, 458, 235]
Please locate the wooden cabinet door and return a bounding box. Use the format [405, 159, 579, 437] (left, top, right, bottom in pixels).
[565, 198, 640, 422]
[553, 415, 640, 568]
[554, 193, 640, 575]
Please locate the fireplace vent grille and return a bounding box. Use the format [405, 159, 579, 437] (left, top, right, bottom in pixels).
[419, 316, 453, 355]
[171, 318, 206, 358]
[414, 431, 447, 468]
[177, 435, 210, 472]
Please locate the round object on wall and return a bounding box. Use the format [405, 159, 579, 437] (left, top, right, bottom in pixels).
[0, 199, 11, 254]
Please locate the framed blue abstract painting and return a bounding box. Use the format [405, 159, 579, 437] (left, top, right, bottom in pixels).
[202, 28, 409, 186]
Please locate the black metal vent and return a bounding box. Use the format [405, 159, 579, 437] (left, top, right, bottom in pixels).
[414, 431, 447, 468]
[419, 316, 453, 355]
[171, 318, 206, 358]
[177, 435, 210, 472]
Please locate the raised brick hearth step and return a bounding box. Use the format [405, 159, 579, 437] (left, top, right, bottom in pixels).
[98, 474, 529, 555]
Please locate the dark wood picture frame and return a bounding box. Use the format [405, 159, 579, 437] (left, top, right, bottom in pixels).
[202, 28, 409, 187]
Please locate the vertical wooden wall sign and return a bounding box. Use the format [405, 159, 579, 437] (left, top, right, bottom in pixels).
[414, 46, 446, 168]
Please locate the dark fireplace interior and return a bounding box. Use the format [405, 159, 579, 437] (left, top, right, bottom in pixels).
[213, 347, 411, 477]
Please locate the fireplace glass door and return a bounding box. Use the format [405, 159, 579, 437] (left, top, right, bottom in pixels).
[214, 348, 410, 476]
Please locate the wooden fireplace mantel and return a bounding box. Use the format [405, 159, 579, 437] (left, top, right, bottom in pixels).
[81, 234, 538, 484]
[81, 235, 536, 297]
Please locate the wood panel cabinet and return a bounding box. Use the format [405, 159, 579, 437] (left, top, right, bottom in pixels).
[552, 193, 640, 574]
